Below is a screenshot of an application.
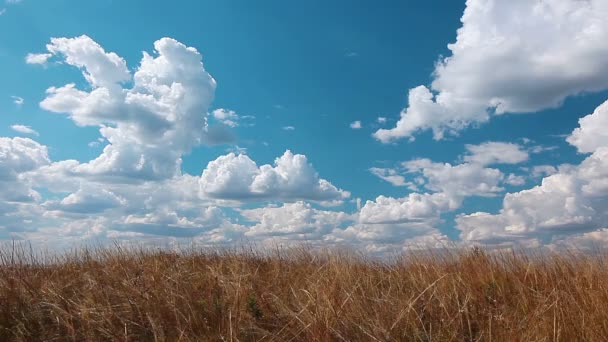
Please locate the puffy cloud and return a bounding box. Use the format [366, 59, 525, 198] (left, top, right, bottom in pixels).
[36, 35, 217, 181]
[212, 108, 239, 127]
[457, 101, 608, 244]
[463, 142, 529, 166]
[358, 193, 451, 225]
[10, 125, 38, 136]
[241, 202, 351, 240]
[374, 0, 608, 142]
[44, 35, 130, 87]
[369, 167, 409, 187]
[200, 150, 349, 201]
[44, 186, 126, 214]
[567, 100, 608, 153]
[403, 158, 504, 202]
[531, 165, 558, 178]
[0, 137, 49, 203]
[25, 53, 52, 65]
[350, 120, 362, 129]
[505, 174, 526, 186]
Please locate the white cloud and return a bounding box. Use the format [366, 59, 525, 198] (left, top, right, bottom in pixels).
[25, 53, 52, 65]
[45, 186, 126, 214]
[11, 96, 23, 106]
[241, 202, 351, 240]
[403, 158, 504, 203]
[349, 120, 362, 129]
[200, 150, 349, 202]
[282, 126, 295, 131]
[374, 0, 608, 142]
[0, 137, 49, 203]
[463, 142, 529, 166]
[505, 174, 526, 186]
[531, 165, 558, 178]
[369, 167, 409, 187]
[210, 108, 253, 128]
[36, 35, 217, 181]
[6, 0, 23, 4]
[358, 193, 451, 225]
[567, 100, 608, 153]
[10, 124, 38, 136]
[457, 101, 608, 244]
[377, 117, 387, 124]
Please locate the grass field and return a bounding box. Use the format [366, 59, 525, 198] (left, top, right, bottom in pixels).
[1, 244, 608, 341]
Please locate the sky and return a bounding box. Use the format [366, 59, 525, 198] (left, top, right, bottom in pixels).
[1, 0, 607, 254]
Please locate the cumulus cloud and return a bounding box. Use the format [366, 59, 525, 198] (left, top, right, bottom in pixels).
[403, 159, 504, 203]
[374, 0, 608, 142]
[212, 108, 239, 127]
[567, 100, 608, 153]
[457, 100, 608, 244]
[358, 193, 451, 225]
[10, 125, 38, 136]
[369, 167, 409, 187]
[241, 202, 351, 240]
[350, 120, 362, 129]
[200, 150, 349, 202]
[36, 35, 217, 181]
[0, 137, 49, 202]
[463, 142, 529, 166]
[25, 53, 52, 65]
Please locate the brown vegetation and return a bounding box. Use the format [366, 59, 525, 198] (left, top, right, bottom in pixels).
[1, 243, 608, 341]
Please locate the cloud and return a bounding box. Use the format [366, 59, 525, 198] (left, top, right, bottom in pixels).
[374, 0, 608, 142]
[240, 202, 351, 240]
[10, 124, 38, 136]
[369, 167, 409, 187]
[0, 137, 49, 202]
[350, 120, 362, 129]
[45, 186, 126, 214]
[11, 96, 24, 106]
[282, 126, 295, 131]
[200, 150, 349, 202]
[25, 53, 52, 65]
[567, 100, 608, 153]
[0, 9, 5, 16]
[457, 100, 608, 244]
[403, 158, 504, 203]
[35, 35, 216, 181]
[377, 117, 387, 124]
[463, 142, 529, 166]
[211, 108, 238, 127]
[358, 193, 451, 225]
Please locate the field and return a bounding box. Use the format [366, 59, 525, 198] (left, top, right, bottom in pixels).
[2, 244, 608, 341]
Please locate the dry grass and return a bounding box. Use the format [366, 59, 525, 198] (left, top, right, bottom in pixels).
[2, 243, 608, 341]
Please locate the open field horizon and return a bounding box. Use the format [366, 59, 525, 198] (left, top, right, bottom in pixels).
[3, 244, 608, 340]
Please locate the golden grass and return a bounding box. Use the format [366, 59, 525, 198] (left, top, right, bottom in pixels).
[2, 243, 608, 341]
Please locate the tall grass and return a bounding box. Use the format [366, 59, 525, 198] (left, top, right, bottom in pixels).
[1, 243, 608, 341]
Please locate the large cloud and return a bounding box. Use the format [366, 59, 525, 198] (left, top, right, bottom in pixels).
[200, 150, 350, 202]
[457, 100, 608, 244]
[463, 142, 529, 166]
[374, 0, 608, 142]
[240, 202, 351, 240]
[36, 35, 216, 181]
[0, 137, 49, 202]
[567, 100, 608, 153]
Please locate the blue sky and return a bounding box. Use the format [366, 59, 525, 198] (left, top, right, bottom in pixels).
[1, 0, 607, 253]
